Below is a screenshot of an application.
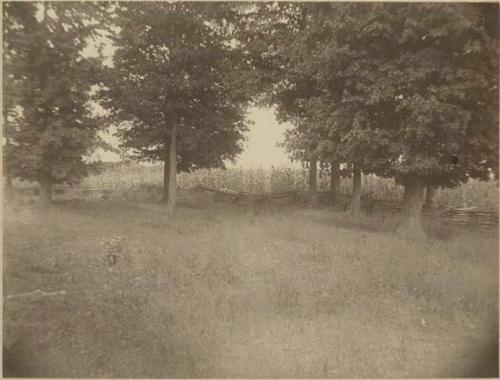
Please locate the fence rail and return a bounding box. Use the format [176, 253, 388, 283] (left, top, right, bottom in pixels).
[194, 186, 499, 227]
[10, 185, 499, 227]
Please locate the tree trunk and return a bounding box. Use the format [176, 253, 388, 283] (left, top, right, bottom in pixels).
[161, 151, 170, 203]
[308, 158, 318, 204]
[4, 176, 13, 201]
[330, 160, 340, 200]
[39, 172, 52, 204]
[424, 185, 436, 208]
[165, 121, 177, 213]
[398, 176, 425, 237]
[350, 164, 362, 216]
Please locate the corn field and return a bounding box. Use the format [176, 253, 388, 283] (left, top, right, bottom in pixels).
[81, 163, 499, 209]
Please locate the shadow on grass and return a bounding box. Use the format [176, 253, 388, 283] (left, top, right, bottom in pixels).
[3, 342, 28, 378]
[460, 338, 499, 377]
[309, 211, 399, 235]
[308, 209, 492, 241]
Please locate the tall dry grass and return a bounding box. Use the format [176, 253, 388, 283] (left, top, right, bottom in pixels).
[81, 163, 499, 209]
[3, 199, 498, 377]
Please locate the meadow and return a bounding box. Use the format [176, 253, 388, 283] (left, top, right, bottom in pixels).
[3, 193, 498, 377]
[81, 163, 499, 209]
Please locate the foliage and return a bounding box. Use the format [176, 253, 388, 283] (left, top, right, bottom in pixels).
[2, 2, 106, 187]
[249, 3, 499, 186]
[99, 2, 251, 171]
[239, 3, 327, 163]
[239, 2, 498, 230]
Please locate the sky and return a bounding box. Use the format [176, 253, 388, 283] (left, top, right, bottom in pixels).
[229, 107, 295, 168]
[92, 106, 297, 168]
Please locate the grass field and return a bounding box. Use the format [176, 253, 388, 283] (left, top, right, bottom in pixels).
[81, 163, 500, 209]
[3, 195, 498, 378]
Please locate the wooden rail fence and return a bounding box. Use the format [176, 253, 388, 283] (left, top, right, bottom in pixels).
[194, 186, 499, 227]
[10, 185, 499, 227]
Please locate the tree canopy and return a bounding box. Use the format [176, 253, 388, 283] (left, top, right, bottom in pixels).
[101, 2, 251, 169]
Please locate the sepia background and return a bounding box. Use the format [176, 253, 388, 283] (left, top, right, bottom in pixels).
[2, 1, 499, 378]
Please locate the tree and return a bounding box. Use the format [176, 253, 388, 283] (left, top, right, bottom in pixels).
[330, 161, 341, 199]
[3, 2, 105, 203]
[251, 3, 498, 231]
[282, 121, 322, 203]
[265, 3, 498, 232]
[362, 3, 499, 233]
[240, 4, 377, 213]
[101, 2, 250, 212]
[275, 4, 397, 216]
[424, 185, 437, 208]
